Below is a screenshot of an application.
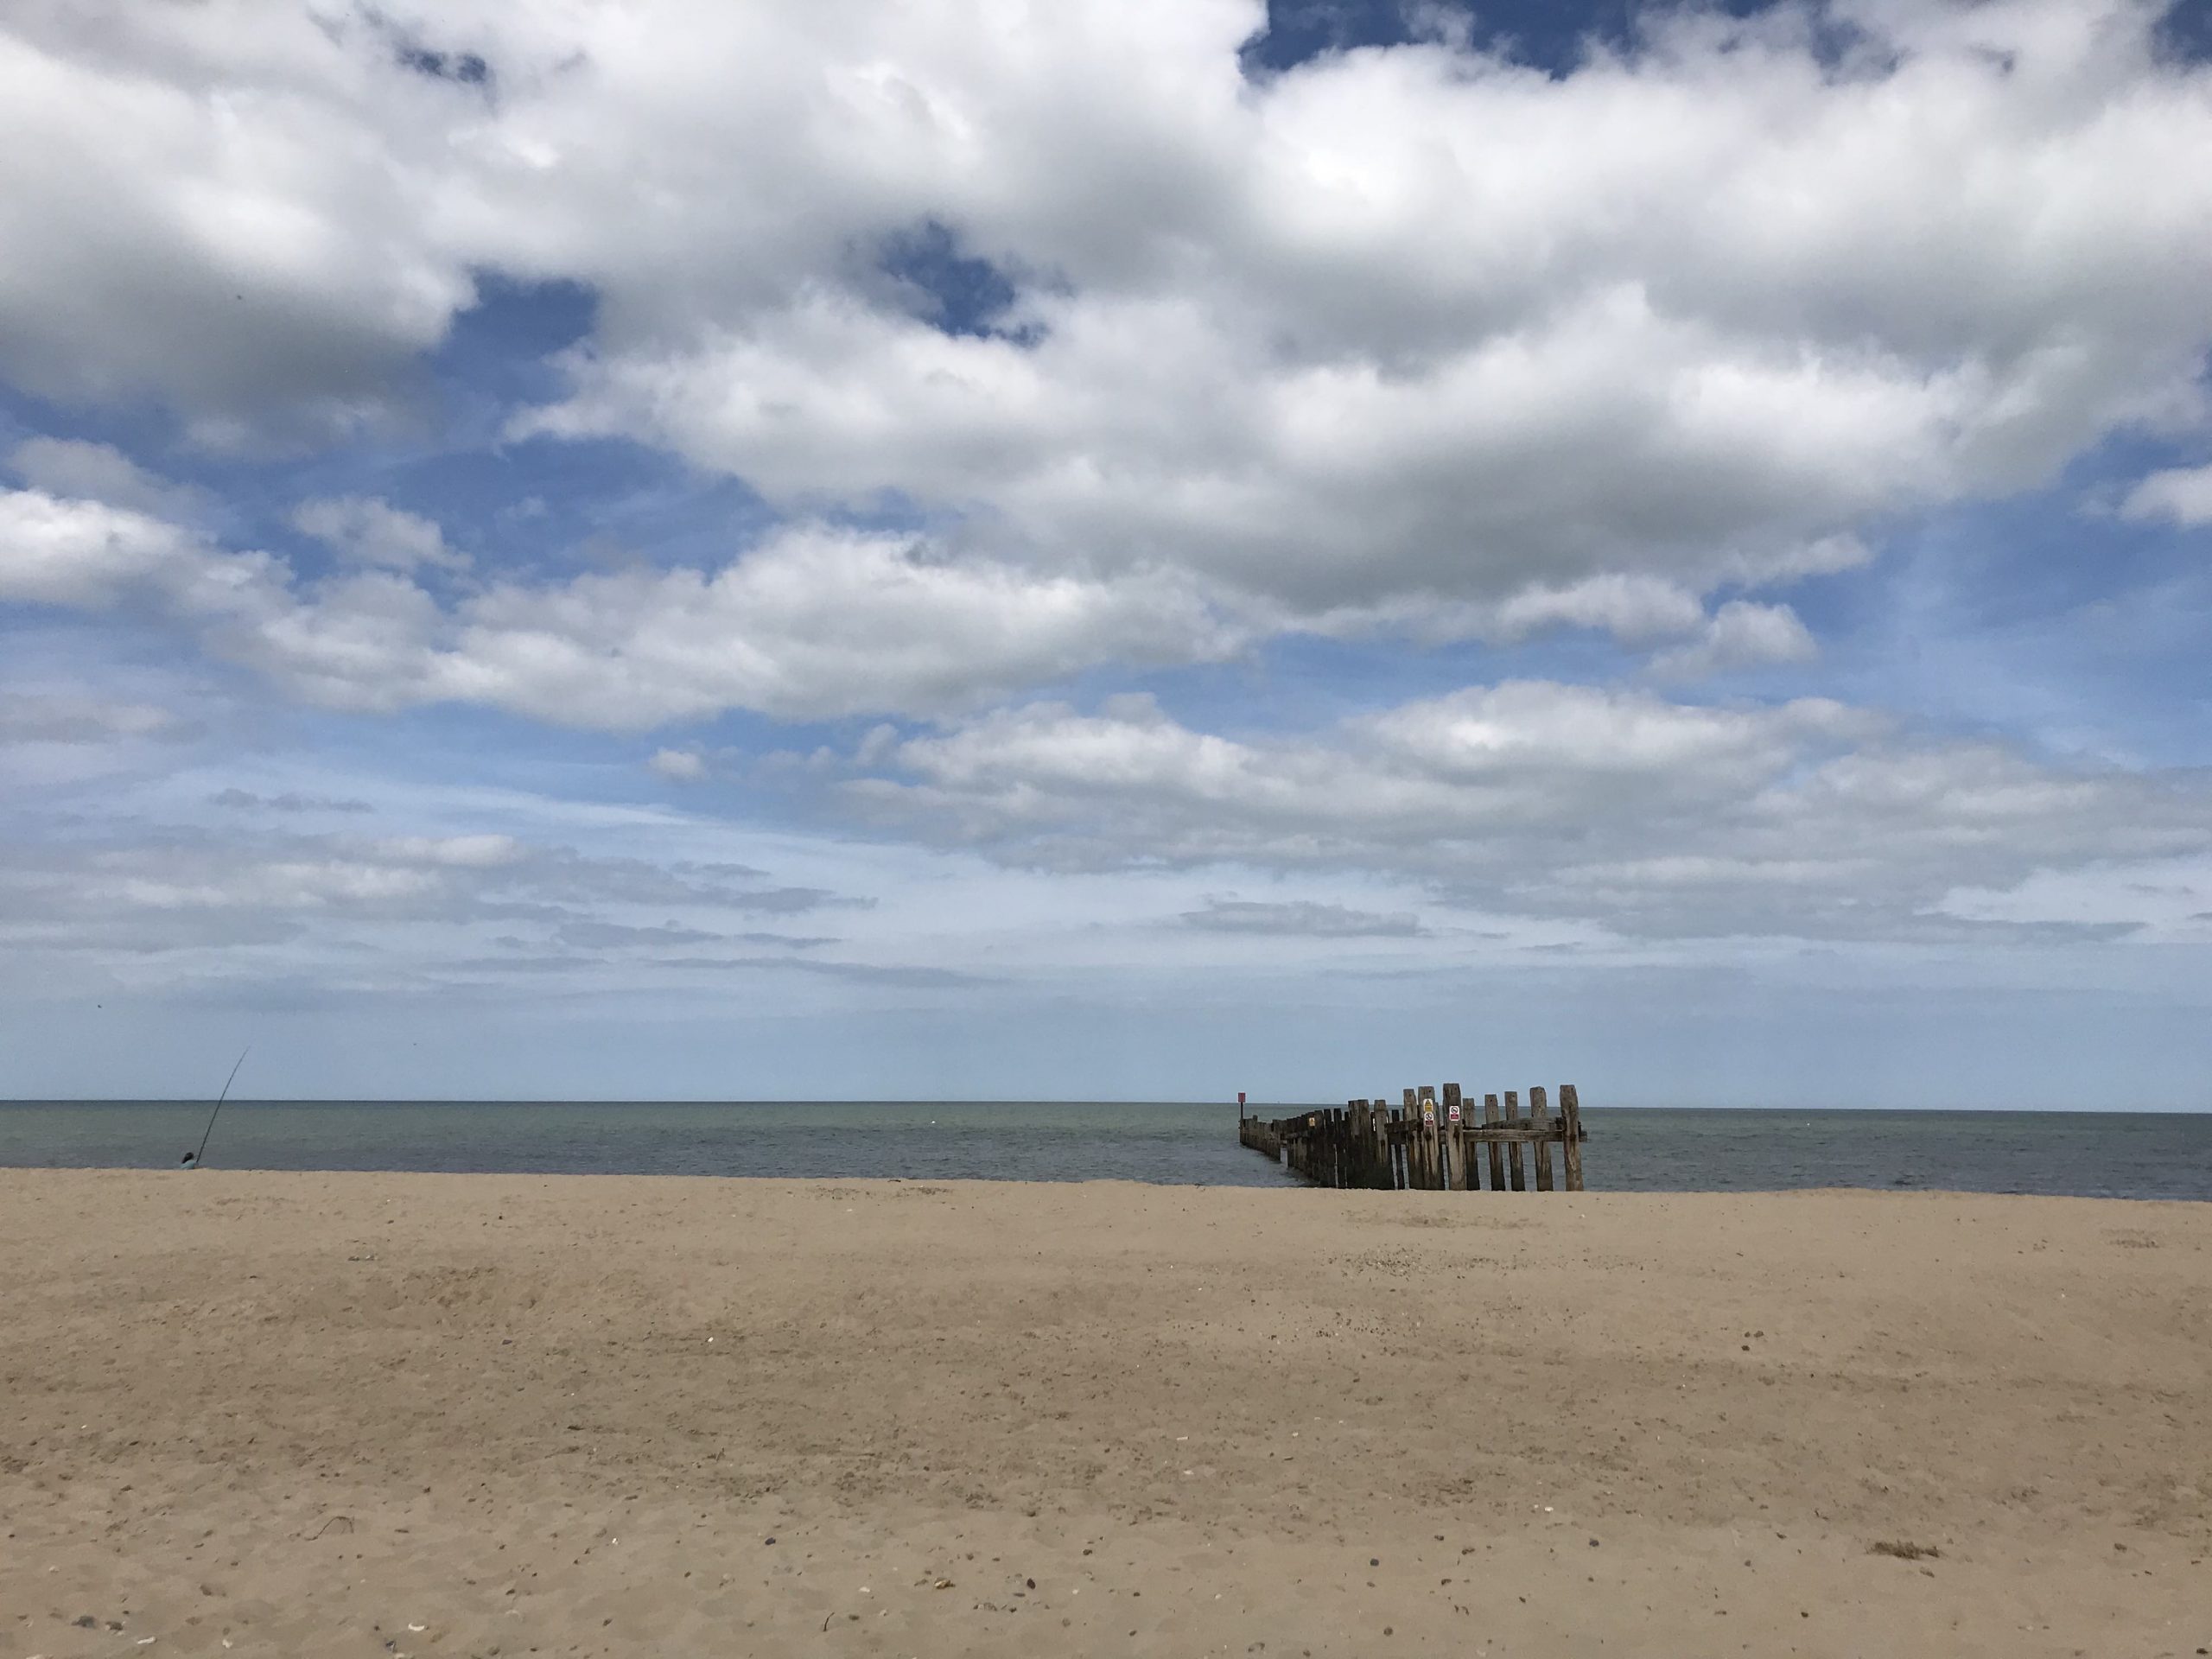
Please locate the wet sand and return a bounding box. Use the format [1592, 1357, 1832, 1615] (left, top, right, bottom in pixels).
[3, 1170, 2207, 1656]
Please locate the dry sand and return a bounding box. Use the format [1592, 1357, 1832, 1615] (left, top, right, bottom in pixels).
[2, 1171, 2207, 1658]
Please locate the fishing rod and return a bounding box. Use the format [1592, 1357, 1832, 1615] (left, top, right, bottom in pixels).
[182, 1046, 251, 1167]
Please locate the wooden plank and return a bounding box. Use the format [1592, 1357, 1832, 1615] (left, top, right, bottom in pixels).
[1529, 1086, 1554, 1192]
[1442, 1083, 1464, 1190]
[1416, 1086, 1439, 1189]
[1503, 1090, 1526, 1191]
[1483, 1093, 1504, 1191]
[1454, 1126, 1562, 1144]
[1402, 1089, 1421, 1187]
[1560, 1084, 1584, 1192]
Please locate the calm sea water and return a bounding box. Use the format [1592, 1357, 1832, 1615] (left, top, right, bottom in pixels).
[2, 1101, 2208, 1199]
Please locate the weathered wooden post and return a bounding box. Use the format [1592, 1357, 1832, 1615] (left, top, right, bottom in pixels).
[1236, 1077, 1587, 1193]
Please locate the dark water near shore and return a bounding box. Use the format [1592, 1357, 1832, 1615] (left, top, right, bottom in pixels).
[3, 1101, 2209, 1199]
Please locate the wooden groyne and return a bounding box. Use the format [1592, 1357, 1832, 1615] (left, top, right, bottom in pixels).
[1239, 1085, 1586, 1192]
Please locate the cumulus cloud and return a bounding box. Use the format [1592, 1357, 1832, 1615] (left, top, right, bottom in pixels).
[511, 0, 2212, 630]
[1487, 575, 1710, 644]
[1648, 600, 1820, 680]
[0, 8, 477, 445]
[292, 495, 467, 571]
[0, 488, 1239, 725]
[2119, 461, 2212, 526]
[1, 0, 2207, 632]
[8, 438, 211, 524]
[0, 487, 251, 610]
[849, 683, 2212, 940]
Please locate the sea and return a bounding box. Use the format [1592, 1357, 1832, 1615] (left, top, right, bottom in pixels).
[2, 1101, 2209, 1200]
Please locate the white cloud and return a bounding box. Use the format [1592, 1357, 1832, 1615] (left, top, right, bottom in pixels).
[1487, 575, 1709, 644]
[1649, 600, 1820, 680]
[293, 495, 467, 571]
[2119, 461, 2212, 527]
[1, 487, 1241, 725]
[0, 822, 863, 968]
[428, 530, 1236, 725]
[646, 747, 709, 782]
[0, 486, 270, 611]
[1939, 854, 2212, 941]
[8, 438, 211, 524]
[0, 10, 477, 445]
[0, 0, 2205, 632]
[505, 0, 2212, 629]
[850, 683, 2212, 941]
[366, 834, 524, 869]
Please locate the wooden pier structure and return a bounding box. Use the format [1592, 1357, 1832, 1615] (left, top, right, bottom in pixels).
[1239, 1085, 1586, 1192]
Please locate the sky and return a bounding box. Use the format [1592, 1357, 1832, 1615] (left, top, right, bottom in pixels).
[3, 0, 2211, 1106]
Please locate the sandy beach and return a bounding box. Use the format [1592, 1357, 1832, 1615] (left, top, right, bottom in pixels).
[3, 1172, 2206, 1657]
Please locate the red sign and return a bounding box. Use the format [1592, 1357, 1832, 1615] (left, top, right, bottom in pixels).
[1237, 1091, 1247, 1106]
